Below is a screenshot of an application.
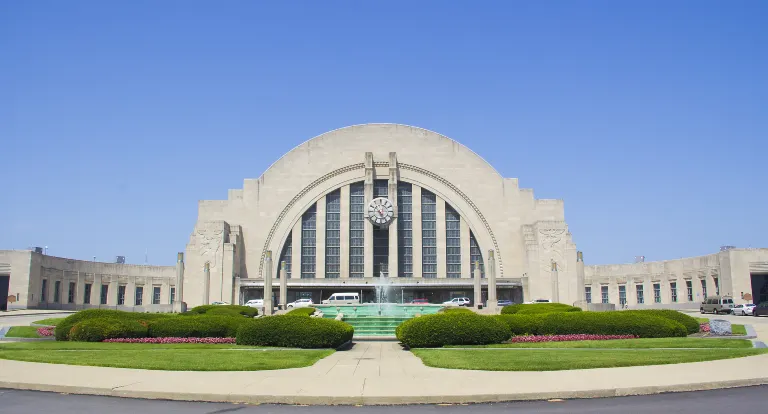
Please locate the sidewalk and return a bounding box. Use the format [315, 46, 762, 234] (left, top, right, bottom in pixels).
[1, 341, 767, 405]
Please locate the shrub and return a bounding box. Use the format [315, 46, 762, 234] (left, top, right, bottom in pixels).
[287, 307, 316, 316]
[396, 312, 510, 348]
[55, 309, 169, 341]
[500, 303, 582, 315]
[438, 307, 474, 314]
[186, 305, 258, 318]
[623, 310, 700, 335]
[493, 314, 546, 336]
[69, 318, 148, 342]
[236, 315, 354, 348]
[537, 312, 687, 338]
[148, 315, 246, 338]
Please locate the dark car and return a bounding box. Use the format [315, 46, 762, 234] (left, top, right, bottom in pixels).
[410, 298, 429, 304]
[753, 302, 768, 317]
[496, 300, 513, 306]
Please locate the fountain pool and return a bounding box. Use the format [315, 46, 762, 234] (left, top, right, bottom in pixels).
[314, 304, 443, 338]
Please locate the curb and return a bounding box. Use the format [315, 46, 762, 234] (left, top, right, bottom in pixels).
[1, 378, 768, 405]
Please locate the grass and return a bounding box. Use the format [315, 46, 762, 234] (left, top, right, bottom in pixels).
[411, 348, 768, 371]
[4, 326, 43, 338]
[732, 324, 747, 335]
[446, 337, 754, 349]
[32, 317, 66, 326]
[0, 342, 334, 371]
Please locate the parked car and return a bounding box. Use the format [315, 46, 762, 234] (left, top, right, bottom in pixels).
[732, 303, 756, 316]
[442, 297, 470, 307]
[754, 302, 768, 317]
[496, 299, 513, 306]
[211, 301, 229, 306]
[410, 298, 429, 304]
[287, 298, 313, 308]
[322, 292, 360, 305]
[245, 299, 263, 308]
[524, 299, 550, 304]
[700, 296, 735, 314]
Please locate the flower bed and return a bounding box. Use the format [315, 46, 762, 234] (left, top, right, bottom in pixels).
[508, 334, 636, 343]
[37, 327, 55, 337]
[700, 323, 710, 333]
[103, 337, 236, 344]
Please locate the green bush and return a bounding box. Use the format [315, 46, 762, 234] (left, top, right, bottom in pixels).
[236, 315, 353, 348]
[287, 307, 316, 316]
[396, 312, 510, 348]
[438, 307, 474, 314]
[500, 303, 582, 315]
[493, 314, 546, 336]
[55, 309, 169, 341]
[623, 310, 700, 335]
[537, 312, 687, 338]
[69, 318, 148, 342]
[186, 305, 258, 318]
[148, 315, 246, 338]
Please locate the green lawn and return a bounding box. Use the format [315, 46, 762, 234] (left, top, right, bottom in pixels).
[32, 317, 66, 326]
[0, 342, 334, 371]
[412, 348, 768, 371]
[4, 326, 42, 338]
[732, 324, 747, 335]
[447, 337, 754, 349]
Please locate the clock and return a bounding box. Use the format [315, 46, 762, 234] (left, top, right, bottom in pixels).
[367, 197, 395, 227]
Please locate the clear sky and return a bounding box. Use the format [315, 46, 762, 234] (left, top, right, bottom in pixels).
[2, 1, 766, 266]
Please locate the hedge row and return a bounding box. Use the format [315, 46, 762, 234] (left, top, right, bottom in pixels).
[395, 312, 510, 348]
[236, 315, 353, 348]
[622, 309, 700, 334]
[500, 303, 582, 315]
[147, 315, 247, 338]
[185, 305, 258, 318]
[493, 312, 687, 338]
[55, 309, 170, 341]
[69, 318, 148, 342]
[286, 307, 316, 316]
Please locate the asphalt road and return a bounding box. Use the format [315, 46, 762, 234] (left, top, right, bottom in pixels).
[1, 386, 766, 414]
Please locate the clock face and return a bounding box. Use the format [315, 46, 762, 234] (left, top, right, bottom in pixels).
[367, 197, 395, 227]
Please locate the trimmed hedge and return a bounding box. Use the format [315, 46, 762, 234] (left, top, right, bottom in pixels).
[236, 315, 353, 348]
[148, 315, 247, 338]
[55, 309, 169, 341]
[623, 309, 700, 335]
[287, 307, 316, 316]
[185, 305, 258, 318]
[501, 303, 582, 315]
[438, 307, 474, 314]
[493, 314, 546, 336]
[537, 312, 687, 338]
[395, 312, 511, 348]
[69, 318, 148, 342]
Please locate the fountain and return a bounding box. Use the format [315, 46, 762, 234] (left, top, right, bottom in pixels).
[314, 270, 444, 338]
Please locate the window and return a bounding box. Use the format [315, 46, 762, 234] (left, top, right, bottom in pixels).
[636, 284, 644, 304]
[152, 286, 161, 305]
[469, 231, 485, 278]
[653, 283, 661, 303]
[349, 182, 365, 278]
[445, 204, 461, 278]
[421, 190, 437, 278]
[325, 190, 341, 278]
[278, 234, 292, 279]
[100, 284, 109, 305]
[619, 285, 626, 306]
[41, 279, 47, 302]
[373, 180, 389, 277]
[714, 277, 719, 295]
[118, 285, 126, 305]
[701, 279, 707, 299]
[84, 283, 91, 304]
[135, 286, 143, 306]
[397, 183, 413, 277]
[601, 286, 609, 304]
[68, 282, 75, 304]
[54, 280, 61, 303]
[170, 287, 176, 304]
[585, 286, 592, 303]
[301, 203, 317, 279]
[686, 280, 693, 301]
[671, 282, 678, 302]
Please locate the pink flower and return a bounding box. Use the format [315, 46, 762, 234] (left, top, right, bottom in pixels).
[37, 327, 55, 337]
[508, 334, 636, 343]
[102, 337, 236, 344]
[700, 323, 710, 333]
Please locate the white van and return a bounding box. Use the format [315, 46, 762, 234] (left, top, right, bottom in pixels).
[322, 292, 360, 305]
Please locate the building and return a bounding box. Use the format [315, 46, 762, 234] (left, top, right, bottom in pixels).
[2, 124, 767, 311]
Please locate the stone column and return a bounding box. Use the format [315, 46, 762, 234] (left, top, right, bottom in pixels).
[175, 253, 185, 307]
[91, 274, 101, 305]
[473, 261, 482, 307]
[487, 250, 497, 308]
[279, 261, 288, 309]
[339, 185, 350, 278]
[315, 195, 326, 278]
[363, 152, 374, 278]
[233, 276, 241, 305]
[551, 261, 560, 303]
[203, 262, 211, 305]
[75, 271, 85, 306]
[263, 250, 273, 315]
[126, 277, 136, 309]
[411, 185, 422, 277]
[575, 251, 585, 304]
[161, 278, 170, 305]
[144, 279, 153, 307]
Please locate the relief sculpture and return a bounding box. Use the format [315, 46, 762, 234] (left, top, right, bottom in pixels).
[196, 222, 224, 269]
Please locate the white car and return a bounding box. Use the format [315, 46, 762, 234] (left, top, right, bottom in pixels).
[733, 303, 756, 316]
[525, 299, 551, 304]
[211, 301, 230, 305]
[245, 299, 263, 308]
[287, 298, 313, 308]
[443, 297, 471, 307]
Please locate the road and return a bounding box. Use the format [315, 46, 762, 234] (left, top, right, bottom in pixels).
[1, 387, 766, 414]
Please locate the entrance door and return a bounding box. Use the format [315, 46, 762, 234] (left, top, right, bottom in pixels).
[0, 275, 9, 311]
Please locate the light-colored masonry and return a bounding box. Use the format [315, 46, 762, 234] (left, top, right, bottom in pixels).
[2, 124, 767, 311]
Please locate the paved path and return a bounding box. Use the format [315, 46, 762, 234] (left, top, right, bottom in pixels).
[1, 386, 767, 413]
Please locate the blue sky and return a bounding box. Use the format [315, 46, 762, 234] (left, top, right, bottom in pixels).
[2, 1, 766, 266]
